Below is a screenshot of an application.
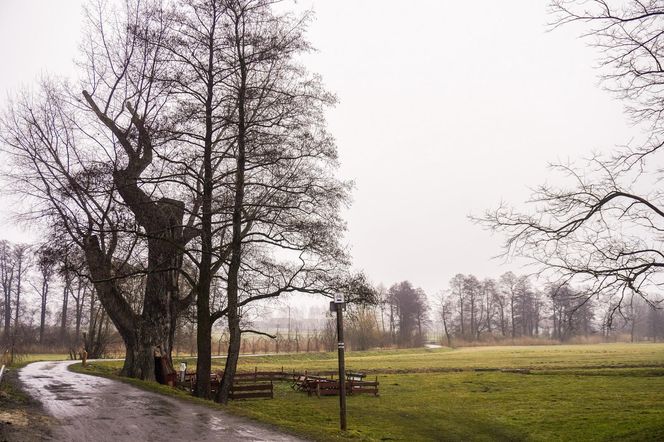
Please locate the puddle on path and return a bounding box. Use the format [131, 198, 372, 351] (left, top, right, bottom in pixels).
[20, 361, 305, 442]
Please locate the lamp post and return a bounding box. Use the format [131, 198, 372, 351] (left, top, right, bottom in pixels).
[332, 293, 347, 431]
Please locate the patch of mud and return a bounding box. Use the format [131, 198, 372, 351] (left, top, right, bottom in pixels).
[0, 369, 54, 442]
[0, 409, 29, 426]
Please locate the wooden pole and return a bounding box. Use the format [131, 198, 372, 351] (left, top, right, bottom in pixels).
[336, 301, 347, 431]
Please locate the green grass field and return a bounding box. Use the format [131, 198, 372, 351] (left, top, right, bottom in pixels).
[80, 343, 664, 441]
[4, 353, 68, 368]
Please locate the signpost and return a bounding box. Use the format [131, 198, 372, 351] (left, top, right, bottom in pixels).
[333, 293, 347, 431]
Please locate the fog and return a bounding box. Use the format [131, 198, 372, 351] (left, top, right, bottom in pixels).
[0, 0, 632, 296]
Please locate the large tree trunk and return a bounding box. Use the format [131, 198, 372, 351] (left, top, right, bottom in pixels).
[83, 229, 181, 381]
[120, 322, 170, 380]
[140, 211, 184, 377]
[217, 311, 241, 404]
[195, 308, 212, 397]
[82, 91, 191, 380]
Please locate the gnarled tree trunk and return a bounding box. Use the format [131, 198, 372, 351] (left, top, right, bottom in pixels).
[83, 89, 190, 381]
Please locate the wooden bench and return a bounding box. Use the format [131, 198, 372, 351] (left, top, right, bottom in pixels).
[348, 379, 379, 396]
[314, 379, 379, 397]
[188, 372, 273, 400]
[346, 372, 366, 382]
[308, 377, 379, 397]
[229, 381, 274, 400]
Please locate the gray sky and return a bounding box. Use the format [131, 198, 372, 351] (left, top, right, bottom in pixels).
[0, 1, 632, 298]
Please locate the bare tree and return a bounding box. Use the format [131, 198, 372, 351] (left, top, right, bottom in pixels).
[191, 0, 352, 403]
[438, 273, 547, 343]
[449, 274, 466, 338]
[479, 1, 664, 320]
[34, 246, 57, 344]
[481, 278, 498, 336]
[11, 244, 31, 344]
[119, 0, 353, 400]
[0, 241, 14, 342]
[548, 283, 595, 341]
[2, 0, 359, 396]
[387, 281, 430, 347]
[346, 305, 381, 351]
[1, 0, 197, 380]
[78, 0, 200, 378]
[438, 291, 454, 347]
[550, 1, 664, 145]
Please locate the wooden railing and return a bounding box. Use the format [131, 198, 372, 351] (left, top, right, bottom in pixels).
[179, 367, 379, 400]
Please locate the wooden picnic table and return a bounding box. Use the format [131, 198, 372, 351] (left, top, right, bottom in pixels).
[346, 372, 366, 381]
[291, 373, 379, 397]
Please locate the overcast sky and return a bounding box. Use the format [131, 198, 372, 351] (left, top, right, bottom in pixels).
[0, 1, 633, 300]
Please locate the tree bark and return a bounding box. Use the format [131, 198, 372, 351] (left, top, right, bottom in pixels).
[82, 230, 181, 381]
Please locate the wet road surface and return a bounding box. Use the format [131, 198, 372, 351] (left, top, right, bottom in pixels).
[20, 361, 306, 442]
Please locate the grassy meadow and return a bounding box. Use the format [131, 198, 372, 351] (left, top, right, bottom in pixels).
[2, 352, 69, 368]
[77, 343, 664, 441]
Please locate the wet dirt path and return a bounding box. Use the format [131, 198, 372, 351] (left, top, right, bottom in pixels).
[20, 361, 305, 442]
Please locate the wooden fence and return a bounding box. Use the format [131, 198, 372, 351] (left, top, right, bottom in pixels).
[229, 382, 274, 400]
[180, 367, 379, 400]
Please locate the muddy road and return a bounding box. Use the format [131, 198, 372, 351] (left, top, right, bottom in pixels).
[20, 361, 305, 442]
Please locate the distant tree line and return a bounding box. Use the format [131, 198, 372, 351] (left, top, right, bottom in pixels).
[0, 239, 115, 360]
[439, 272, 664, 346]
[339, 274, 664, 350]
